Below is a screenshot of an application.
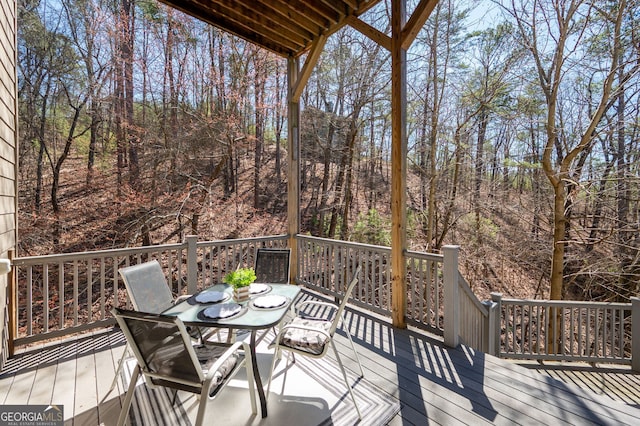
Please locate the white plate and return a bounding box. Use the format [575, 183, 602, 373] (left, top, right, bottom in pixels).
[195, 291, 227, 304]
[252, 295, 287, 309]
[249, 283, 270, 294]
[202, 303, 242, 319]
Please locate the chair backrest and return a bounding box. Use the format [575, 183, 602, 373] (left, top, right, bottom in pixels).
[254, 248, 291, 284]
[329, 264, 362, 335]
[113, 307, 203, 390]
[118, 260, 175, 313]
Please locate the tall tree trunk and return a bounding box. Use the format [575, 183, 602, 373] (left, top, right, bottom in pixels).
[436, 124, 463, 249]
[274, 65, 283, 182]
[530, 119, 541, 239]
[328, 145, 347, 238]
[586, 149, 614, 253]
[425, 8, 440, 252]
[124, 0, 137, 188]
[318, 119, 337, 237]
[87, 105, 98, 186]
[474, 106, 488, 243]
[51, 103, 84, 214]
[615, 64, 631, 296]
[340, 121, 358, 241]
[165, 12, 177, 188]
[254, 52, 266, 209]
[35, 83, 51, 213]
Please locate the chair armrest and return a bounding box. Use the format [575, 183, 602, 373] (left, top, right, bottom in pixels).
[174, 294, 191, 304]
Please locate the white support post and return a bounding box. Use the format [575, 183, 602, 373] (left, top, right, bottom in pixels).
[632, 297, 639, 372]
[443, 245, 460, 348]
[186, 235, 198, 295]
[482, 300, 493, 354]
[490, 292, 503, 357]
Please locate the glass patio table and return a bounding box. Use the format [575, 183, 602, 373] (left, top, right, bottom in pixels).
[161, 282, 301, 418]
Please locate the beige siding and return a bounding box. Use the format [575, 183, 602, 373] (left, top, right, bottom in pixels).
[0, 0, 16, 370]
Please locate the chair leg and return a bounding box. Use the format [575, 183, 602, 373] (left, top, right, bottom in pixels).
[266, 345, 280, 401]
[195, 389, 209, 426]
[266, 343, 293, 401]
[106, 343, 129, 398]
[330, 340, 361, 419]
[344, 328, 364, 377]
[116, 364, 140, 426]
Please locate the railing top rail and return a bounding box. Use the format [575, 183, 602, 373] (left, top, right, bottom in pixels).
[297, 234, 392, 253]
[406, 249, 444, 262]
[12, 243, 187, 265]
[195, 234, 288, 247]
[500, 298, 632, 309]
[12, 235, 291, 266]
[458, 272, 489, 316]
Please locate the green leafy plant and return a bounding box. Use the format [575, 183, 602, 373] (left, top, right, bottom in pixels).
[223, 267, 257, 289]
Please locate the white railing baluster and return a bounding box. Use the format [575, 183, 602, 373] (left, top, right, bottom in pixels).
[73, 261, 79, 327]
[43, 265, 48, 333]
[100, 258, 105, 319]
[26, 266, 32, 336]
[632, 298, 639, 371]
[58, 261, 64, 330]
[87, 261, 93, 325]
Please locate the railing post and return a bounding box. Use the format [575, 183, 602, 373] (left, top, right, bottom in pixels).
[482, 300, 493, 354]
[443, 245, 459, 348]
[186, 235, 198, 294]
[489, 292, 503, 357]
[633, 297, 639, 372]
[6, 250, 15, 357]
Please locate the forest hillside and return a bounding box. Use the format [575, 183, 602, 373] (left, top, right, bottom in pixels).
[16, 0, 640, 304]
[15, 141, 597, 303]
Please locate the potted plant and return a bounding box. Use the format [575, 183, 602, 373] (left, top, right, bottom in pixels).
[223, 267, 256, 302]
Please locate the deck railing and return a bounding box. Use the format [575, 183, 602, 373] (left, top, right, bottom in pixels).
[7, 235, 639, 371]
[296, 235, 446, 334]
[492, 294, 639, 368]
[441, 246, 499, 354]
[457, 272, 497, 353]
[296, 235, 392, 316]
[10, 235, 286, 345]
[405, 249, 446, 334]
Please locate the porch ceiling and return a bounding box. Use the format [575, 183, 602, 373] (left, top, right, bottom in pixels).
[156, 0, 383, 57]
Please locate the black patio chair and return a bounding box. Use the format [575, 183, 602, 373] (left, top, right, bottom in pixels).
[113, 308, 256, 426]
[108, 260, 218, 394]
[254, 248, 291, 284]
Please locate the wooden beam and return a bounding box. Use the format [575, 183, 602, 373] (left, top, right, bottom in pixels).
[287, 56, 300, 280]
[346, 15, 391, 51]
[292, 34, 326, 102]
[401, 0, 438, 50]
[391, 0, 407, 329]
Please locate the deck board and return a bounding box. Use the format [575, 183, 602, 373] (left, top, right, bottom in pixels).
[1, 290, 639, 425]
[51, 340, 78, 422]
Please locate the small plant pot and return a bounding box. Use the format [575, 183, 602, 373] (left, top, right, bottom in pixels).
[234, 286, 250, 303]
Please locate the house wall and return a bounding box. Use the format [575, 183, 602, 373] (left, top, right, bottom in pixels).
[0, 0, 17, 370]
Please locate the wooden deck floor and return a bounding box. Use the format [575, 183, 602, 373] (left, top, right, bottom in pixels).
[2, 290, 640, 425]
